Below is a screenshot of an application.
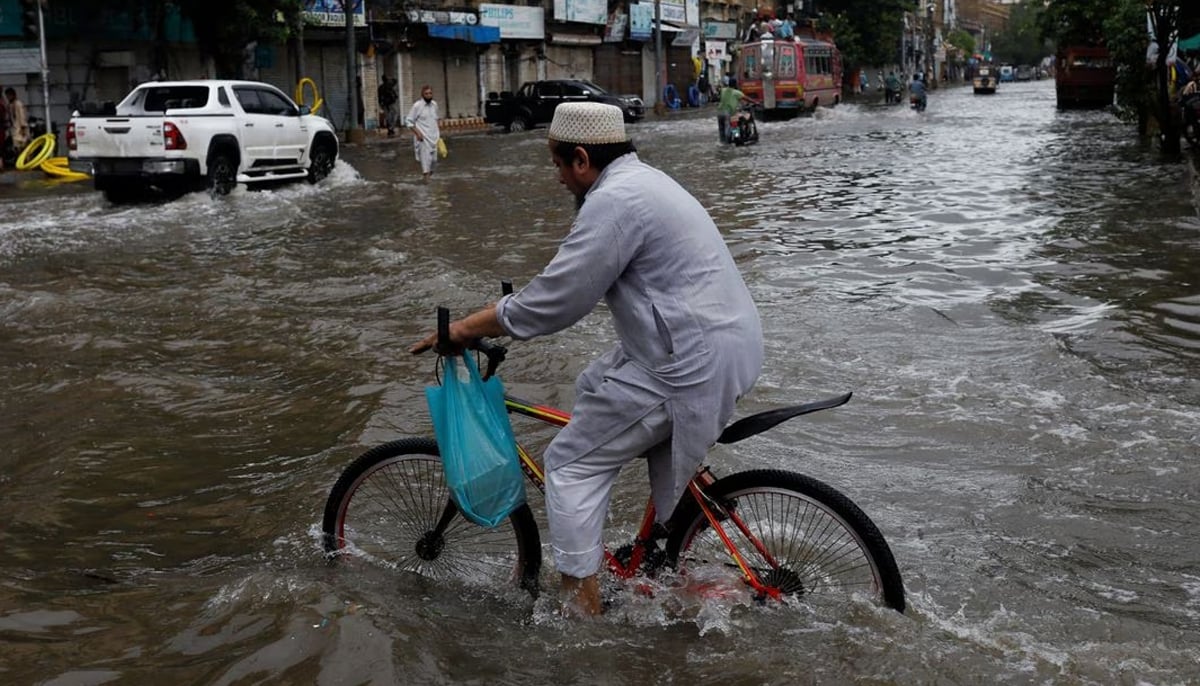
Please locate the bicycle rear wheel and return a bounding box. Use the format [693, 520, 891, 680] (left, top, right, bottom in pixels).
[666, 469, 905, 612]
[322, 438, 542, 596]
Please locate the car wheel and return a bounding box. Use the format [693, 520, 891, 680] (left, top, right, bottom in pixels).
[206, 151, 237, 197]
[509, 116, 529, 133]
[307, 142, 336, 184]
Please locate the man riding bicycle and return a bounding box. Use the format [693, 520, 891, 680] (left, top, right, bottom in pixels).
[411, 103, 763, 616]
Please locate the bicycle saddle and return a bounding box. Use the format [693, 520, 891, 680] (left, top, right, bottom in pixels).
[716, 392, 852, 444]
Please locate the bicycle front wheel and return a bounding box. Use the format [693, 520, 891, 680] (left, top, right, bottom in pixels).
[666, 469, 905, 612]
[322, 438, 542, 596]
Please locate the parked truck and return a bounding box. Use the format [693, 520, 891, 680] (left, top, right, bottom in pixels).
[484, 79, 645, 133]
[68, 80, 339, 203]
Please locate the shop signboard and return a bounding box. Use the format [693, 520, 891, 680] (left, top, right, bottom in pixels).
[554, 0, 606, 26]
[304, 0, 367, 27]
[630, 3, 652, 41]
[479, 4, 545, 39]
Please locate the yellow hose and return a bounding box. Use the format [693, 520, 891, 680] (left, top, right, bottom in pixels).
[41, 156, 90, 180]
[16, 133, 56, 170]
[294, 77, 324, 115]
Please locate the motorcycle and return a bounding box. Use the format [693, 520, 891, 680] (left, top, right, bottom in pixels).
[726, 105, 760, 146]
[1183, 92, 1200, 147]
[884, 88, 902, 105]
[910, 94, 927, 113]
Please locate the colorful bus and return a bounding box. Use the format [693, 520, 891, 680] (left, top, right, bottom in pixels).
[736, 35, 843, 117]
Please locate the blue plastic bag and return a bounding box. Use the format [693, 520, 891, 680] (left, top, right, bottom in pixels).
[425, 354, 525, 527]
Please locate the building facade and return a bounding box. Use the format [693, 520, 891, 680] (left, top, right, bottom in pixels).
[0, 0, 768, 137]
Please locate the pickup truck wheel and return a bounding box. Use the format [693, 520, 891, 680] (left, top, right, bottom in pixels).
[206, 152, 237, 197]
[508, 116, 529, 133]
[307, 143, 336, 184]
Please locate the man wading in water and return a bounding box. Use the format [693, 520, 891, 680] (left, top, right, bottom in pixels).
[412, 103, 763, 616]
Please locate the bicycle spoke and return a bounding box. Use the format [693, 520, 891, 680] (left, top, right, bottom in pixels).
[678, 485, 885, 602]
[327, 447, 535, 592]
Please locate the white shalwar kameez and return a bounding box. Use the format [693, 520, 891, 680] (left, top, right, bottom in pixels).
[495, 153, 763, 578]
[405, 99, 440, 174]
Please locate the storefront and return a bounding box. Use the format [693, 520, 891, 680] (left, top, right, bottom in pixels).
[593, 5, 644, 97]
[544, 0, 606, 82]
[479, 3, 546, 96]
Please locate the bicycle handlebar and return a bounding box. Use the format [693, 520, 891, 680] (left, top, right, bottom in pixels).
[434, 282, 512, 380]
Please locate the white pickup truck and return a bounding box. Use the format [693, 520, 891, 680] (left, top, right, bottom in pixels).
[68, 80, 339, 203]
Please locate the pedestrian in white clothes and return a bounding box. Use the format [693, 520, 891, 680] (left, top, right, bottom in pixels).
[411, 103, 763, 617]
[405, 85, 440, 179]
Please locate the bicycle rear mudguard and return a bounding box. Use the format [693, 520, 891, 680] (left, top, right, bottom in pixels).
[716, 392, 852, 444]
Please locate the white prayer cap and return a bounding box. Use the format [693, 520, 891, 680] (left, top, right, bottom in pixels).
[548, 103, 628, 145]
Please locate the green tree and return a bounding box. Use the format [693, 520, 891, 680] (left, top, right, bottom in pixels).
[991, 0, 1051, 65]
[1104, 0, 1152, 131]
[946, 28, 976, 58]
[1040, 0, 1123, 47]
[816, 0, 915, 81]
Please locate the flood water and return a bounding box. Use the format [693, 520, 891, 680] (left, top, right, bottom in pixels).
[3, 79, 1200, 684]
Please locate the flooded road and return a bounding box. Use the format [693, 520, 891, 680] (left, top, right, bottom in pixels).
[3, 79, 1200, 683]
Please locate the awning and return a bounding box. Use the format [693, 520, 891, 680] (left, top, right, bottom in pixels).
[426, 23, 500, 44]
[654, 21, 683, 33]
[1181, 32, 1200, 54]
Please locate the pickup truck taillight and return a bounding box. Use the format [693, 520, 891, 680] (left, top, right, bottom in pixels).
[163, 122, 187, 150]
[66, 121, 76, 151]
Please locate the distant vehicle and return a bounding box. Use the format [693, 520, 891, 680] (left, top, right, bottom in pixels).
[484, 80, 644, 133]
[974, 66, 998, 95]
[1015, 65, 1036, 81]
[1055, 46, 1115, 109]
[68, 80, 338, 203]
[999, 65, 1015, 83]
[736, 29, 842, 118]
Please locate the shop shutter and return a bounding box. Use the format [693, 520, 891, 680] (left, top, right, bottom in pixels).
[593, 44, 642, 96]
[544, 45, 594, 82]
[666, 46, 694, 94]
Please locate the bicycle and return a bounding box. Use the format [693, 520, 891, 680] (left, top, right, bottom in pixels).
[322, 301, 906, 613]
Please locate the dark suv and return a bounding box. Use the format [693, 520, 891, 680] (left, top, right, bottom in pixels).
[485, 79, 645, 133]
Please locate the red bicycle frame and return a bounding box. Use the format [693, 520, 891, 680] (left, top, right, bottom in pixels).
[503, 393, 780, 598]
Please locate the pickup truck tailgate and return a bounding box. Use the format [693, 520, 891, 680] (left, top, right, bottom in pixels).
[72, 117, 165, 157]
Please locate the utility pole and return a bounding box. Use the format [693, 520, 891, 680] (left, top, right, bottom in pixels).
[653, 0, 665, 115]
[37, 0, 49, 128]
[344, 0, 363, 142]
[925, 3, 934, 86]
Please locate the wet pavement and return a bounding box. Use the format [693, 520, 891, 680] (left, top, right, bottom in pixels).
[2, 79, 1199, 683]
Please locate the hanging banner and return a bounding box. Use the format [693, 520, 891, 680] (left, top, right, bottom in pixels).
[704, 39, 727, 62]
[629, 3, 652, 41]
[604, 11, 627, 42]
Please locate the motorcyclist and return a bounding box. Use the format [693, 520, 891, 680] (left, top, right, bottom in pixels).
[1182, 70, 1200, 98]
[717, 81, 749, 143]
[909, 73, 927, 111]
[1181, 71, 1200, 144]
[884, 71, 901, 104]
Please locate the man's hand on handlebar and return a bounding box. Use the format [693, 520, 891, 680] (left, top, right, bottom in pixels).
[409, 303, 505, 355]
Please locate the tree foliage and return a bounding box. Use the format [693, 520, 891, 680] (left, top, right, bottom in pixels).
[1040, 0, 1123, 48]
[946, 28, 975, 59]
[816, 0, 915, 71]
[1104, 0, 1151, 125]
[990, 0, 1051, 65]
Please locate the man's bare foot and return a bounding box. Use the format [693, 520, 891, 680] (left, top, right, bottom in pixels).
[560, 574, 602, 617]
